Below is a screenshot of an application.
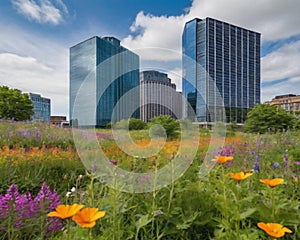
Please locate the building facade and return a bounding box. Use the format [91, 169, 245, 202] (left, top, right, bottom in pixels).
[266, 94, 300, 114]
[50, 116, 67, 126]
[70, 36, 140, 127]
[29, 93, 51, 122]
[140, 70, 182, 122]
[182, 17, 261, 123]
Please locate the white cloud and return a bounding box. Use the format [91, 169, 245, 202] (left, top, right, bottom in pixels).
[262, 78, 300, 102]
[11, 0, 68, 25]
[122, 12, 184, 61]
[262, 40, 300, 82]
[0, 22, 69, 117]
[261, 41, 300, 101]
[122, 0, 300, 61]
[167, 68, 182, 91]
[0, 53, 52, 72]
[55, 0, 68, 14]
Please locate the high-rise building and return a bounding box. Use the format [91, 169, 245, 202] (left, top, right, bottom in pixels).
[29, 93, 51, 122]
[182, 17, 261, 123]
[140, 70, 182, 122]
[70, 36, 140, 127]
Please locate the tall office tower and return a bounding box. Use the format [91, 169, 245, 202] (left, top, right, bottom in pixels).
[182, 17, 260, 123]
[29, 93, 51, 122]
[140, 70, 182, 122]
[70, 36, 140, 127]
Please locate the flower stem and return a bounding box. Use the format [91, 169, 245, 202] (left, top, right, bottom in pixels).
[66, 219, 71, 240]
[271, 188, 275, 221]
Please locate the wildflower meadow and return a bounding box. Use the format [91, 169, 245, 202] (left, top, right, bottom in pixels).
[0, 120, 299, 239]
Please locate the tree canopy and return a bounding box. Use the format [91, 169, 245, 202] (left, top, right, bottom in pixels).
[243, 104, 296, 133]
[0, 86, 34, 121]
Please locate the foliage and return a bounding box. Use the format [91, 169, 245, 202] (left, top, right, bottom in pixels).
[0, 86, 33, 121]
[112, 118, 146, 130]
[147, 115, 180, 139]
[244, 104, 297, 133]
[129, 118, 146, 130]
[227, 121, 238, 136]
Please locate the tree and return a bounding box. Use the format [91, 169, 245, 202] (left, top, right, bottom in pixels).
[147, 115, 180, 139]
[0, 86, 34, 121]
[243, 104, 296, 133]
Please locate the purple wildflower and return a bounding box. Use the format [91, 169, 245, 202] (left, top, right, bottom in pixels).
[0, 183, 62, 233]
[295, 161, 300, 165]
[253, 162, 260, 173]
[34, 182, 61, 210]
[34, 127, 41, 142]
[47, 218, 63, 232]
[154, 209, 164, 216]
[137, 175, 150, 184]
[271, 162, 280, 170]
[256, 139, 262, 148]
[249, 149, 255, 155]
[6, 183, 19, 198]
[91, 165, 98, 173]
[8, 131, 14, 139]
[214, 146, 234, 157]
[283, 150, 290, 168]
[253, 154, 260, 173]
[108, 159, 118, 166]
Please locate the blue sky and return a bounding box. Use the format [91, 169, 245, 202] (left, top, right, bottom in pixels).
[1, 0, 300, 117]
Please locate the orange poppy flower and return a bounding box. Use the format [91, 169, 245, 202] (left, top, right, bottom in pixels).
[47, 204, 84, 219]
[72, 208, 106, 228]
[259, 178, 284, 188]
[230, 171, 253, 181]
[212, 156, 234, 164]
[258, 222, 292, 238]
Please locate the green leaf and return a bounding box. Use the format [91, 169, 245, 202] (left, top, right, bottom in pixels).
[238, 208, 257, 220]
[135, 214, 152, 229]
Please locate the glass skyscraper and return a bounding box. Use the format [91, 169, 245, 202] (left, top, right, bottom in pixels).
[70, 36, 140, 127]
[29, 93, 51, 122]
[182, 17, 260, 123]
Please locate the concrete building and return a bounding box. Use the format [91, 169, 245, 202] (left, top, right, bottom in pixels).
[70, 36, 140, 127]
[29, 93, 50, 122]
[266, 94, 300, 114]
[140, 70, 182, 122]
[182, 17, 261, 123]
[50, 116, 67, 126]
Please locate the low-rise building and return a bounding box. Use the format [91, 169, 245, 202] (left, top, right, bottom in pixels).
[50, 116, 67, 126]
[266, 94, 300, 114]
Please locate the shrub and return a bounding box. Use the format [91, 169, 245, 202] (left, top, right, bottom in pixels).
[128, 118, 146, 130]
[113, 118, 146, 130]
[113, 119, 128, 130]
[147, 115, 180, 140]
